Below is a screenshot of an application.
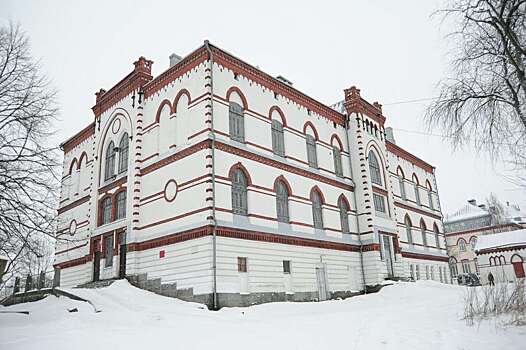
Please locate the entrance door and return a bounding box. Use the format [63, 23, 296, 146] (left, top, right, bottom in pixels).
[119, 243, 127, 279]
[513, 262, 525, 278]
[382, 235, 394, 278]
[93, 251, 101, 282]
[315, 265, 328, 301]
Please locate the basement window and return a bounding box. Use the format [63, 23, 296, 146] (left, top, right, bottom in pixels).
[283, 260, 291, 274]
[238, 257, 247, 273]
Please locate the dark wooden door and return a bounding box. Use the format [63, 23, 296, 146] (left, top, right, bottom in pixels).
[513, 262, 525, 278]
[119, 244, 127, 279]
[93, 251, 101, 282]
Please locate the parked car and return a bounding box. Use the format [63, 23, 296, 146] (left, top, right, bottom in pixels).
[457, 273, 481, 286]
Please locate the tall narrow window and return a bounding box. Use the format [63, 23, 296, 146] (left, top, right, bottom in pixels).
[311, 190, 323, 229]
[333, 146, 343, 177]
[373, 194, 386, 213]
[118, 133, 129, 174]
[405, 215, 413, 244]
[428, 190, 434, 210]
[237, 257, 247, 272]
[450, 258, 458, 278]
[461, 259, 471, 274]
[271, 119, 285, 157]
[229, 102, 245, 142]
[414, 182, 421, 206]
[459, 239, 466, 252]
[368, 151, 382, 186]
[231, 169, 248, 215]
[275, 180, 289, 223]
[338, 196, 350, 234]
[470, 237, 477, 249]
[101, 197, 112, 225]
[416, 265, 421, 280]
[115, 191, 127, 220]
[420, 221, 427, 247]
[306, 135, 318, 168]
[104, 235, 114, 267]
[399, 175, 406, 200]
[104, 141, 116, 181]
[434, 224, 440, 248]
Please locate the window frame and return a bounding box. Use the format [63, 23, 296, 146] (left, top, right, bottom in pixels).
[104, 141, 116, 181]
[373, 193, 386, 214]
[311, 190, 324, 230]
[271, 119, 285, 157]
[275, 180, 290, 223]
[104, 235, 114, 267]
[368, 151, 382, 186]
[283, 260, 291, 274]
[333, 146, 343, 177]
[229, 101, 245, 142]
[118, 133, 129, 175]
[231, 169, 248, 216]
[306, 134, 318, 168]
[101, 197, 113, 225]
[237, 257, 247, 273]
[338, 196, 350, 234]
[115, 190, 127, 220]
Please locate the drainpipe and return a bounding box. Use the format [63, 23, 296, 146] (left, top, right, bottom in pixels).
[344, 115, 367, 294]
[204, 41, 218, 310]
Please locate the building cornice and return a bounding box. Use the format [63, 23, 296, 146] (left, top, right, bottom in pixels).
[386, 141, 434, 173]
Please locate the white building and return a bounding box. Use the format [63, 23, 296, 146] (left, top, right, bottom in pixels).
[475, 229, 526, 283]
[54, 42, 449, 308]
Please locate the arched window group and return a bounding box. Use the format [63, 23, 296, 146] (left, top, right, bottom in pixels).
[404, 215, 441, 248]
[99, 189, 127, 226]
[489, 255, 506, 266]
[229, 165, 351, 234]
[104, 133, 129, 182]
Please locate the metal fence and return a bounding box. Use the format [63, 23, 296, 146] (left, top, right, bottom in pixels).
[0, 270, 57, 300]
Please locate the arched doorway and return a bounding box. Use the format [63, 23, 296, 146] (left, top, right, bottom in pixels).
[511, 254, 525, 278]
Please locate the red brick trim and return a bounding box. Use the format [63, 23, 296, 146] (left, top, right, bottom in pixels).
[372, 186, 388, 196]
[57, 195, 90, 215]
[401, 251, 449, 262]
[386, 141, 434, 173]
[269, 105, 287, 126]
[98, 176, 127, 194]
[394, 200, 442, 220]
[53, 255, 91, 269]
[55, 242, 89, 255]
[476, 245, 526, 255]
[61, 123, 95, 154]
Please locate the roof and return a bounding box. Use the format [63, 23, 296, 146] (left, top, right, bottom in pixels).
[475, 228, 526, 251]
[444, 203, 490, 224]
[504, 204, 526, 224]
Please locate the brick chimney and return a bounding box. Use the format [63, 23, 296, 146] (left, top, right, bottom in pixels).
[95, 88, 107, 103]
[133, 56, 153, 75]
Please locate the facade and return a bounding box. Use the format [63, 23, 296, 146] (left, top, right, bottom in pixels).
[54, 42, 449, 308]
[444, 199, 524, 281]
[475, 229, 526, 284]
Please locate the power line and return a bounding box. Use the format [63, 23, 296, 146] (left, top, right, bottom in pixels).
[382, 97, 439, 106]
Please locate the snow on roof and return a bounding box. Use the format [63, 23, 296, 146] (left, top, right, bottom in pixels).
[330, 100, 345, 114]
[475, 228, 526, 251]
[504, 204, 526, 224]
[444, 202, 490, 224]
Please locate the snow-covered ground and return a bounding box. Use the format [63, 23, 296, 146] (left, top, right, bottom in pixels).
[1, 280, 524, 350]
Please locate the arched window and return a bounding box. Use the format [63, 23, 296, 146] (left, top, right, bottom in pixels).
[306, 134, 318, 168]
[115, 191, 127, 220]
[458, 238, 466, 252]
[311, 189, 323, 229]
[231, 168, 248, 215]
[405, 215, 413, 244]
[427, 184, 434, 210]
[498, 255, 506, 265]
[420, 220, 427, 247]
[470, 236, 477, 249]
[275, 180, 289, 223]
[229, 102, 245, 142]
[398, 173, 406, 200]
[101, 197, 112, 225]
[413, 175, 421, 206]
[333, 146, 343, 177]
[338, 196, 350, 234]
[271, 119, 285, 157]
[104, 141, 116, 181]
[489, 256, 496, 266]
[434, 224, 440, 248]
[368, 150, 382, 186]
[118, 133, 129, 174]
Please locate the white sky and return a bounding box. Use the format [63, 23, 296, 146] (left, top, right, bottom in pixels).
[2, 0, 524, 214]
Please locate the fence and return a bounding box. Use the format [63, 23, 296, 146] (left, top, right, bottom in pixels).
[0, 270, 57, 300]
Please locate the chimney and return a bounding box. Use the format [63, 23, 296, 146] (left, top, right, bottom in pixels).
[169, 53, 182, 68]
[276, 75, 293, 86]
[95, 88, 107, 103]
[468, 199, 477, 206]
[478, 204, 487, 210]
[385, 127, 396, 144]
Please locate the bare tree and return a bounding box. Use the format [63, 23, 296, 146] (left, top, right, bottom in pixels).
[486, 192, 507, 224]
[0, 23, 59, 289]
[426, 0, 526, 173]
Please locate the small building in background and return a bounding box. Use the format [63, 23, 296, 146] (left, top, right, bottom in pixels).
[475, 229, 526, 283]
[444, 199, 525, 282]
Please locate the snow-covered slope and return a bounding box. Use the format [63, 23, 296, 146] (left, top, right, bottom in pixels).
[0, 280, 524, 350]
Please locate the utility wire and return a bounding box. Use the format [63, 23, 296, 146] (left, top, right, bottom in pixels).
[382, 97, 439, 106]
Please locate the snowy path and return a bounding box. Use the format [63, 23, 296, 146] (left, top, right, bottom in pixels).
[0, 280, 524, 350]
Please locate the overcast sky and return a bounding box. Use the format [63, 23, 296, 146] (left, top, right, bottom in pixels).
[2, 0, 524, 214]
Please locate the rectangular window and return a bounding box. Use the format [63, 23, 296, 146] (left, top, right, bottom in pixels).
[425, 265, 429, 279]
[461, 259, 471, 274]
[229, 102, 245, 142]
[414, 184, 421, 206]
[271, 120, 285, 157]
[306, 135, 318, 168]
[399, 177, 406, 200]
[237, 257, 247, 273]
[283, 260, 291, 274]
[410, 264, 415, 279]
[333, 147, 343, 177]
[373, 193, 386, 213]
[104, 235, 114, 267]
[416, 265, 420, 280]
[428, 190, 434, 210]
[439, 267, 443, 282]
